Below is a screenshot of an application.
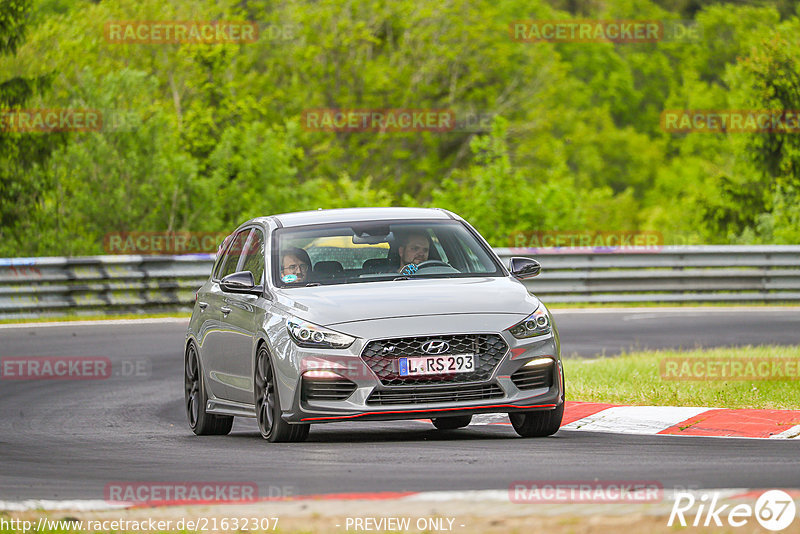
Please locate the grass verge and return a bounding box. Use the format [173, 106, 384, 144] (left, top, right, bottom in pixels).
[564, 345, 800, 410]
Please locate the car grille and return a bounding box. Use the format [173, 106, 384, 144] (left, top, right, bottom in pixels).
[510, 363, 555, 390]
[301, 377, 357, 402]
[361, 333, 508, 386]
[366, 383, 504, 406]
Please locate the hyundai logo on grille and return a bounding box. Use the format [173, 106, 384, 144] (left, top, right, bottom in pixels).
[421, 340, 450, 354]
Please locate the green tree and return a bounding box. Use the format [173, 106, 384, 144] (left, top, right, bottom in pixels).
[727, 26, 800, 242]
[0, 0, 65, 256]
[21, 69, 199, 256]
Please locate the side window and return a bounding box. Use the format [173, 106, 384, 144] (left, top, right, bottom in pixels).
[217, 229, 251, 279]
[212, 235, 233, 279]
[239, 228, 265, 284]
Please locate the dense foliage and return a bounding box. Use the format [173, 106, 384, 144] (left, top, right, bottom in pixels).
[1, 0, 798, 256]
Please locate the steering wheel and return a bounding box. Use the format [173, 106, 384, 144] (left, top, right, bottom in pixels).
[415, 260, 451, 269]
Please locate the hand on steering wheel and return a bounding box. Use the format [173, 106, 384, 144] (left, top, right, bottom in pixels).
[400, 263, 419, 275]
[400, 260, 451, 276]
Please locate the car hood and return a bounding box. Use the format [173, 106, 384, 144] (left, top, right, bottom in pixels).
[273, 276, 539, 327]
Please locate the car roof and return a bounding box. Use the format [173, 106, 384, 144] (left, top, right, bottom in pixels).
[253, 207, 456, 228]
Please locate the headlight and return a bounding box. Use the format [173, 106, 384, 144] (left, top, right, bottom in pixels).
[507, 305, 552, 339]
[287, 318, 356, 349]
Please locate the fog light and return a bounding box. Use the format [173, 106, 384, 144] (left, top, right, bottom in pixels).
[523, 357, 554, 367]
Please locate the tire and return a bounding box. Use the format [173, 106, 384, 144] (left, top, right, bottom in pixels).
[509, 403, 564, 437]
[509, 363, 565, 438]
[431, 415, 473, 430]
[255, 345, 309, 443]
[185, 342, 233, 436]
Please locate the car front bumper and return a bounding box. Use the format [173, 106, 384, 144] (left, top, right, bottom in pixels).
[278, 331, 564, 424]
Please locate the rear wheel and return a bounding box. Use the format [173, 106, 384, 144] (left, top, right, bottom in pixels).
[431, 415, 473, 430]
[185, 342, 233, 436]
[255, 345, 309, 443]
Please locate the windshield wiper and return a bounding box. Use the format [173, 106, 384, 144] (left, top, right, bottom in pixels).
[393, 276, 411, 281]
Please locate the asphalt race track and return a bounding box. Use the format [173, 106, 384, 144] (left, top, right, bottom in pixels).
[1, 308, 799, 501]
[554, 307, 800, 357]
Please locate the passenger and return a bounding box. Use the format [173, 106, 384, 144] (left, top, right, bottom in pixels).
[281, 247, 311, 283]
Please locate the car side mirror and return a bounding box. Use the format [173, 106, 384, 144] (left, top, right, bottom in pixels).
[220, 271, 264, 295]
[509, 257, 541, 279]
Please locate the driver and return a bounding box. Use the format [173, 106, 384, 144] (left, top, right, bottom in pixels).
[281, 247, 311, 283]
[397, 232, 430, 275]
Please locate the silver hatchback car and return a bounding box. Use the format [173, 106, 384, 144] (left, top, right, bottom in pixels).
[185, 207, 564, 442]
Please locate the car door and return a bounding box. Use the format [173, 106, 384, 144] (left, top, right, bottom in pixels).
[203, 229, 251, 401]
[218, 227, 267, 404]
[194, 235, 229, 364]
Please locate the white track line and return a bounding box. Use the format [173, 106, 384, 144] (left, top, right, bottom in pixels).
[560, 406, 712, 435]
[429, 410, 800, 439]
[0, 489, 760, 512]
[770, 424, 800, 439]
[470, 414, 510, 426]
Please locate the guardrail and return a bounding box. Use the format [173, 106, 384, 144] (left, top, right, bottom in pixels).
[0, 255, 214, 319]
[1, 246, 798, 318]
[498, 245, 800, 303]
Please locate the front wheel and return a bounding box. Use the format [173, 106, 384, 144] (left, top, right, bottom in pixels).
[509, 403, 564, 437]
[185, 342, 233, 436]
[254, 345, 309, 443]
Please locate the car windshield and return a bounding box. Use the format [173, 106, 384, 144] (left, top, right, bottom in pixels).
[272, 220, 502, 287]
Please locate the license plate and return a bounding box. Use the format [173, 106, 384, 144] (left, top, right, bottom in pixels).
[398, 354, 474, 376]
